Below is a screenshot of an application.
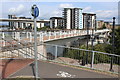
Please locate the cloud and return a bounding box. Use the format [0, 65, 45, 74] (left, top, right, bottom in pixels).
[59, 3, 74, 8]
[51, 10, 62, 17]
[8, 4, 28, 16]
[95, 9, 118, 23]
[83, 6, 92, 12]
[45, 3, 74, 18]
[95, 9, 117, 19]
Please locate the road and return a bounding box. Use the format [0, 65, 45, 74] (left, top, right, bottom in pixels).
[9, 60, 117, 79]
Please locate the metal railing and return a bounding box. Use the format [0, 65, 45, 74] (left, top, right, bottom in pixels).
[44, 43, 120, 74]
[0, 39, 119, 73]
[1, 29, 119, 74]
[0, 29, 111, 43]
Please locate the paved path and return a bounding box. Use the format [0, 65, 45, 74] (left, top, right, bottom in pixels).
[9, 60, 117, 78]
[0, 59, 33, 79]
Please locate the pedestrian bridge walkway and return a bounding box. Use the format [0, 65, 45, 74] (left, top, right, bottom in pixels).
[0, 59, 117, 79]
[1, 28, 119, 79]
[0, 29, 111, 47]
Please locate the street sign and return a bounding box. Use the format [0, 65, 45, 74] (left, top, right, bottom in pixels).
[31, 4, 39, 80]
[31, 5, 39, 18]
[34, 7, 39, 18]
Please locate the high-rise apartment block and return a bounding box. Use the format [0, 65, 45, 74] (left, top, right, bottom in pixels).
[8, 15, 16, 29]
[63, 8, 83, 29]
[96, 20, 104, 29]
[50, 17, 64, 29]
[82, 13, 96, 29]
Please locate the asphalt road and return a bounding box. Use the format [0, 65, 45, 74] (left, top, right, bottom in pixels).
[9, 60, 117, 79]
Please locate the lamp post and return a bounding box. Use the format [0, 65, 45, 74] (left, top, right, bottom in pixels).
[110, 17, 115, 72]
[31, 4, 39, 79]
[91, 19, 96, 51]
[86, 14, 90, 64]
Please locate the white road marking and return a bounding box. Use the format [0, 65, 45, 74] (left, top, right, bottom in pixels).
[56, 71, 76, 78]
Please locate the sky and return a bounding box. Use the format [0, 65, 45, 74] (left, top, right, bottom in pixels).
[0, 1, 119, 23]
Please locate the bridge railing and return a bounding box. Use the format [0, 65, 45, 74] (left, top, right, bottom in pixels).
[44, 43, 120, 74]
[0, 37, 119, 74]
[0, 29, 110, 44]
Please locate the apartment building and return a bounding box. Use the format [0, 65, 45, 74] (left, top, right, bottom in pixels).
[50, 17, 64, 29]
[63, 8, 83, 29]
[82, 13, 96, 29]
[8, 15, 32, 29]
[104, 21, 112, 29]
[8, 15, 50, 29]
[97, 20, 104, 29]
[8, 15, 16, 29]
[96, 20, 113, 29]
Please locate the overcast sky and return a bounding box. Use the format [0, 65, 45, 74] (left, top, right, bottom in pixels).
[0, 0, 119, 23]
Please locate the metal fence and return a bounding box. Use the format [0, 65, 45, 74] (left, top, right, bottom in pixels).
[44, 43, 120, 74]
[0, 31, 119, 74]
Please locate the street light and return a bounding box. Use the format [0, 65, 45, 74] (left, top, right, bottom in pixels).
[86, 14, 90, 64]
[31, 4, 39, 79]
[91, 19, 96, 51]
[110, 17, 115, 72]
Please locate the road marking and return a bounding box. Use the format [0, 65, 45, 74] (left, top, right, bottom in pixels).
[56, 71, 76, 78]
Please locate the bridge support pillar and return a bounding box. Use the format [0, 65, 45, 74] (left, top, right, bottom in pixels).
[37, 44, 47, 60]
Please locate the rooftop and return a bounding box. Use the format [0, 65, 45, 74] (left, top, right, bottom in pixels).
[50, 17, 64, 19]
[64, 7, 82, 10]
[82, 13, 96, 15]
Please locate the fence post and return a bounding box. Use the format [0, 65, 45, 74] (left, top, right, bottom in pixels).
[30, 32, 32, 42]
[55, 45, 57, 59]
[91, 51, 95, 69]
[48, 32, 50, 40]
[42, 32, 44, 42]
[55, 31, 56, 39]
[27, 32, 29, 38]
[60, 31, 62, 38]
[18, 32, 20, 41]
[2, 32, 5, 46]
[39, 32, 41, 42]
[64, 31, 65, 38]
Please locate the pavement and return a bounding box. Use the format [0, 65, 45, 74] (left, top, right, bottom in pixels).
[0, 59, 33, 79]
[8, 60, 117, 79]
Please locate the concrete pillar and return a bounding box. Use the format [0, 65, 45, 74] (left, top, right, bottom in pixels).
[37, 45, 47, 60]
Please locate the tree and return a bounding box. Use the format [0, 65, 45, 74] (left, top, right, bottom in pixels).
[108, 27, 120, 55]
[102, 24, 106, 29]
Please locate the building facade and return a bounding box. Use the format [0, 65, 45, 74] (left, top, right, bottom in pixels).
[82, 13, 96, 29]
[96, 20, 112, 29]
[63, 8, 83, 29]
[104, 22, 112, 29]
[50, 17, 64, 29]
[96, 20, 104, 29]
[8, 15, 16, 29]
[8, 15, 32, 29]
[8, 15, 50, 29]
